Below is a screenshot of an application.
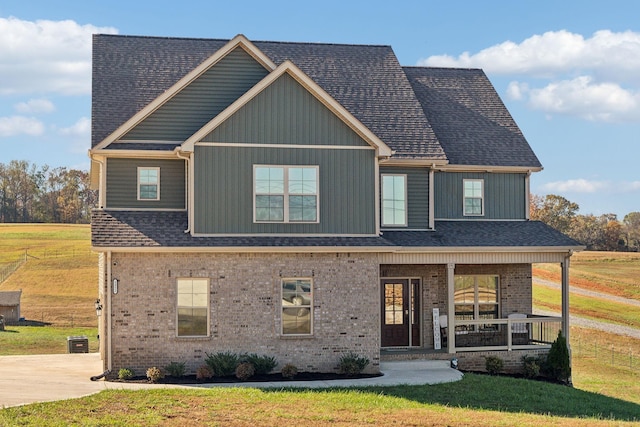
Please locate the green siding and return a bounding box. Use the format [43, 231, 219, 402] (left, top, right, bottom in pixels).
[122, 48, 269, 141]
[380, 166, 429, 229]
[106, 158, 186, 209]
[434, 172, 526, 219]
[194, 146, 375, 234]
[203, 73, 370, 147]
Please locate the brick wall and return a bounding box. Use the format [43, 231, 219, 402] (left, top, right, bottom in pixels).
[106, 252, 381, 376]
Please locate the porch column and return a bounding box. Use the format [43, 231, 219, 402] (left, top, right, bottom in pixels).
[561, 255, 570, 343]
[447, 263, 456, 353]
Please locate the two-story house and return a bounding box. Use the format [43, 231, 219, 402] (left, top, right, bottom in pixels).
[90, 34, 582, 376]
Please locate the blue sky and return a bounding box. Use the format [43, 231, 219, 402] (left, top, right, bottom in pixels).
[0, 0, 638, 217]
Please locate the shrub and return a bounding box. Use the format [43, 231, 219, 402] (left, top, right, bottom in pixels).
[164, 361, 186, 377]
[485, 356, 504, 375]
[205, 351, 240, 377]
[281, 363, 298, 379]
[244, 353, 278, 375]
[146, 367, 164, 383]
[545, 330, 571, 384]
[235, 361, 256, 381]
[196, 364, 214, 381]
[117, 368, 134, 380]
[522, 355, 541, 379]
[338, 352, 369, 376]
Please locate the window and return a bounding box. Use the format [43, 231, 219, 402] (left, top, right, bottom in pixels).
[138, 167, 160, 200]
[381, 174, 407, 226]
[177, 278, 209, 337]
[281, 278, 312, 335]
[463, 179, 483, 216]
[254, 166, 318, 223]
[454, 275, 499, 323]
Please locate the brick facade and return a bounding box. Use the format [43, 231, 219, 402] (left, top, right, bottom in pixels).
[104, 252, 381, 376]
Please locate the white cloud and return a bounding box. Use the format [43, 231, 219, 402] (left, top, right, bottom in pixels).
[59, 117, 90, 137]
[420, 29, 640, 123]
[0, 116, 45, 137]
[541, 179, 640, 194]
[14, 98, 56, 114]
[0, 17, 118, 96]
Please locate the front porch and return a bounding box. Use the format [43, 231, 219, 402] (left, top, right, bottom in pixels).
[379, 251, 573, 373]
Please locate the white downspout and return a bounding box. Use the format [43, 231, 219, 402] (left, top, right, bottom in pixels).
[106, 251, 113, 372]
[447, 263, 456, 353]
[175, 150, 191, 234]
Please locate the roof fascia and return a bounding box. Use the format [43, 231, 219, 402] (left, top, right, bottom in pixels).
[92, 34, 276, 151]
[380, 158, 449, 167]
[434, 164, 543, 173]
[89, 150, 179, 159]
[180, 60, 393, 157]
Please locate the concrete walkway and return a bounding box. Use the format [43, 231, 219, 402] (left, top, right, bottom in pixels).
[0, 353, 462, 408]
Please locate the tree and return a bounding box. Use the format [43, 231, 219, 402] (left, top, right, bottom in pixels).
[623, 212, 640, 251]
[530, 194, 579, 234]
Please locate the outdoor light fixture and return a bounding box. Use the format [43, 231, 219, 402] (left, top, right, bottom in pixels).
[113, 278, 118, 294]
[95, 299, 103, 317]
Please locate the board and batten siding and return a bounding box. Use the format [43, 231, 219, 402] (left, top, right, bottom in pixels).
[194, 146, 376, 234]
[434, 171, 527, 220]
[379, 166, 429, 229]
[121, 48, 269, 142]
[203, 73, 370, 147]
[106, 158, 186, 209]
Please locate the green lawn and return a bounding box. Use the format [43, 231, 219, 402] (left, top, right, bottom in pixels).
[0, 326, 99, 355]
[1, 375, 638, 426]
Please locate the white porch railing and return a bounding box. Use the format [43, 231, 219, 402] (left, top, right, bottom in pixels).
[452, 315, 562, 352]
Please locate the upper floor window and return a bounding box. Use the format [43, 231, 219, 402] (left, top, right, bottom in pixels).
[177, 278, 209, 337]
[138, 167, 160, 201]
[463, 179, 483, 216]
[381, 174, 407, 226]
[254, 166, 318, 223]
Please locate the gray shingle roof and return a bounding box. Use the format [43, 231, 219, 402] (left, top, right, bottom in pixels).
[403, 67, 542, 168]
[91, 210, 395, 248]
[92, 210, 580, 249]
[0, 290, 21, 306]
[383, 221, 580, 247]
[91, 35, 447, 160]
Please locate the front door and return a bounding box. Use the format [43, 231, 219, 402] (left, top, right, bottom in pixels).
[381, 279, 420, 347]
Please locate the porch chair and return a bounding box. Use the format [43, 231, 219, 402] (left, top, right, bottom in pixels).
[508, 313, 529, 345]
[439, 314, 448, 347]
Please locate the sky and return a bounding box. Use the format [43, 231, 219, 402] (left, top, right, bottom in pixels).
[0, 0, 638, 218]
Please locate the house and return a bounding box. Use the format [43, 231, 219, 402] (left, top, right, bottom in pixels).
[90, 34, 582, 376]
[0, 290, 22, 323]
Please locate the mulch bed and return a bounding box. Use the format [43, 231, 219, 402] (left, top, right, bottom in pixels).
[112, 372, 383, 385]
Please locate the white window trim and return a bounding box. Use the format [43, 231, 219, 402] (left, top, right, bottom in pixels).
[463, 179, 484, 216]
[137, 166, 160, 201]
[176, 277, 210, 338]
[281, 277, 313, 336]
[253, 165, 320, 224]
[381, 174, 408, 227]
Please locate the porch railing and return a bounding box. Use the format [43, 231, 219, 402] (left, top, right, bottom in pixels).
[451, 315, 562, 352]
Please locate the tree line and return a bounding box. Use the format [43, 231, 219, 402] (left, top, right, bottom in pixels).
[0, 160, 96, 224]
[530, 194, 640, 252]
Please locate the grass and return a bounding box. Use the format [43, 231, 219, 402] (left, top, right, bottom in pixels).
[0, 326, 99, 355]
[1, 376, 639, 426]
[0, 224, 97, 327]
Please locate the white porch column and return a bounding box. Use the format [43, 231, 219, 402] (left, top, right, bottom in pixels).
[447, 263, 456, 353]
[561, 255, 570, 343]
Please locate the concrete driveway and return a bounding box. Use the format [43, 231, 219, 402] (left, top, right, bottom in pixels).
[0, 354, 462, 408]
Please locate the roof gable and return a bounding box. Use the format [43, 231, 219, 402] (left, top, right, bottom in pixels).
[93, 35, 275, 150]
[183, 61, 392, 156]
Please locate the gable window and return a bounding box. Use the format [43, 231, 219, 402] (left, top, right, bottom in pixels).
[381, 174, 407, 226]
[454, 275, 499, 324]
[254, 166, 318, 223]
[138, 167, 160, 200]
[177, 278, 209, 337]
[463, 179, 483, 216]
[281, 278, 313, 335]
